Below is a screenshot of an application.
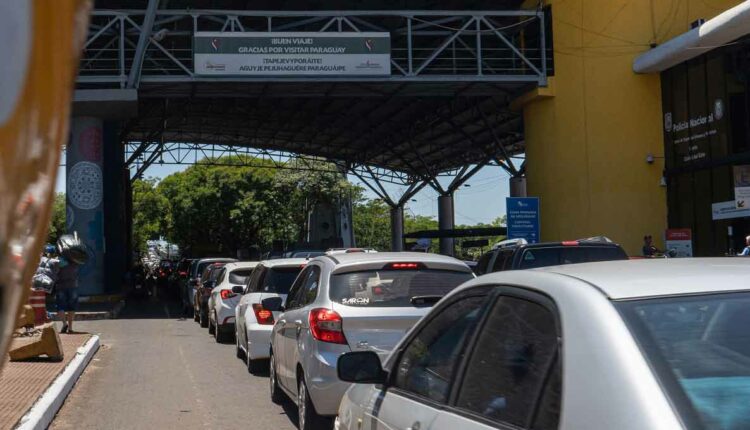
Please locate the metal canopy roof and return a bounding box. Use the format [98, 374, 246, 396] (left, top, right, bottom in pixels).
[126, 82, 525, 176]
[84, 2, 543, 181]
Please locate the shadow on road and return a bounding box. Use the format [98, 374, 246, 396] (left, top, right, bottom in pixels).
[115, 297, 186, 320]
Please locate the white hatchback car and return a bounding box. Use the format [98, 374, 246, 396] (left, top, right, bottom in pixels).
[207, 261, 258, 343]
[266, 252, 475, 430]
[336, 258, 750, 430]
[234, 258, 307, 372]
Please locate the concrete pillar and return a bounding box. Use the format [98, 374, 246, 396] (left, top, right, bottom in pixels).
[102, 123, 127, 295]
[438, 194, 455, 256]
[66, 117, 105, 296]
[510, 176, 527, 197]
[390, 205, 404, 252]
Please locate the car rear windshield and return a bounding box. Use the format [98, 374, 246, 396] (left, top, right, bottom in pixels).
[330, 269, 473, 307]
[518, 246, 627, 269]
[260, 267, 303, 294]
[617, 293, 750, 430]
[228, 269, 253, 285]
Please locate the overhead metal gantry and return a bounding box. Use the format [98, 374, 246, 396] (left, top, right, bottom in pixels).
[77, 1, 549, 254]
[80, 8, 548, 86]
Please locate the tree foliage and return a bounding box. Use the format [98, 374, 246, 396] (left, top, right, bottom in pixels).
[46, 193, 67, 245]
[132, 178, 170, 253]
[132, 157, 358, 256]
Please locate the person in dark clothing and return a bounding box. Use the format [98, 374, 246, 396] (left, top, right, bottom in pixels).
[642, 235, 659, 257]
[56, 257, 80, 333]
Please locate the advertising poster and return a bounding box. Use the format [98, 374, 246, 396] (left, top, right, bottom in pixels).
[506, 197, 540, 244]
[734, 165, 750, 209]
[665, 228, 693, 258]
[194, 32, 391, 76]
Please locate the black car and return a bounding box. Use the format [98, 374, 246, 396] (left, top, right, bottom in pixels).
[474, 237, 628, 275]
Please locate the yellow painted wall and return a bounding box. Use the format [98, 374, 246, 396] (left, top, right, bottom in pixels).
[522, 0, 742, 256]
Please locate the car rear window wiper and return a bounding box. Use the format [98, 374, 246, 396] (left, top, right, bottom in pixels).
[410, 295, 443, 307]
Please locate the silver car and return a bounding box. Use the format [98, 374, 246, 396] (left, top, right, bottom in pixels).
[265, 252, 475, 430]
[336, 258, 750, 430]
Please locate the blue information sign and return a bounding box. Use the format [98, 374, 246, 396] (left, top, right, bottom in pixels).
[506, 197, 540, 244]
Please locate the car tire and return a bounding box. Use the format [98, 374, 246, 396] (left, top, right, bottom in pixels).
[235, 329, 244, 359]
[205, 313, 212, 331]
[215, 314, 229, 343]
[269, 352, 284, 405]
[247, 355, 266, 374]
[297, 373, 329, 430]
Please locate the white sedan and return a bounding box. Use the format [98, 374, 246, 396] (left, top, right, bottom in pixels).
[336, 258, 750, 430]
[234, 258, 307, 373]
[207, 261, 258, 343]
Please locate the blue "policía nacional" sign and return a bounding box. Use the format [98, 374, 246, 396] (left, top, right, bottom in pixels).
[506, 197, 540, 244]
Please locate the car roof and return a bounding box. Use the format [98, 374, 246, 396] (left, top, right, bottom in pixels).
[317, 252, 471, 272]
[197, 257, 236, 264]
[257, 258, 309, 268]
[223, 261, 259, 271]
[530, 258, 750, 300]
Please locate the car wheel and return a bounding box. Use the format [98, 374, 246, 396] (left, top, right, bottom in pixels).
[298, 372, 329, 430]
[235, 328, 244, 359]
[205, 313, 213, 332]
[215, 314, 229, 343]
[247, 354, 266, 374]
[269, 353, 284, 404]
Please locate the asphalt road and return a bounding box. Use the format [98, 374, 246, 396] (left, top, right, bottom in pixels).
[50, 299, 298, 430]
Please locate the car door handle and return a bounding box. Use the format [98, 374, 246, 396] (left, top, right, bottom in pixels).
[407, 421, 421, 430]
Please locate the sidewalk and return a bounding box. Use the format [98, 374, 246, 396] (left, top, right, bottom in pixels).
[47, 299, 125, 321]
[0, 333, 96, 430]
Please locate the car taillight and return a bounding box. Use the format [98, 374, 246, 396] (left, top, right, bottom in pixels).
[179, 271, 187, 276]
[252, 303, 274, 325]
[309, 308, 347, 344]
[562, 241, 579, 246]
[220, 290, 236, 300]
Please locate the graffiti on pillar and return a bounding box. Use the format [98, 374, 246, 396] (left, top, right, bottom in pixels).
[79, 126, 102, 161]
[67, 161, 103, 210]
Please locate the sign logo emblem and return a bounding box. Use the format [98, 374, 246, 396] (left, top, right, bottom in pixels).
[664, 112, 673, 132]
[211, 38, 221, 51]
[364, 39, 373, 52]
[714, 99, 724, 121]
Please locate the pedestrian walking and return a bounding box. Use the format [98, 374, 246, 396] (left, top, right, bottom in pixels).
[740, 235, 750, 256]
[55, 233, 88, 333]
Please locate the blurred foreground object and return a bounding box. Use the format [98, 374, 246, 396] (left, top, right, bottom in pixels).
[0, 1, 90, 364]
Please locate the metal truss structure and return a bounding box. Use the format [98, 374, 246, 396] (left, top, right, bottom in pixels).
[125, 141, 469, 186]
[80, 8, 549, 87]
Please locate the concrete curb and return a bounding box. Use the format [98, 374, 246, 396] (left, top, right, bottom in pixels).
[15, 335, 100, 430]
[48, 299, 126, 321]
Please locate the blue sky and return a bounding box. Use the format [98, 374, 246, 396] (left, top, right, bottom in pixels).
[56, 152, 511, 225]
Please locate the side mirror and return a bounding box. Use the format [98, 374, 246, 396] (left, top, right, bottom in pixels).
[231, 285, 244, 294]
[261, 297, 283, 312]
[337, 351, 387, 384]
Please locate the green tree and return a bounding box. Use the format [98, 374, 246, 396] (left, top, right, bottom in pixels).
[352, 199, 391, 250]
[46, 193, 67, 245]
[132, 178, 170, 253]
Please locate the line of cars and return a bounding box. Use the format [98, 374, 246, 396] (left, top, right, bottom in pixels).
[182, 239, 750, 430]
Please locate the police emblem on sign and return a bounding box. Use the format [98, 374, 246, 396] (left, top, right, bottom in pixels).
[664, 112, 673, 132]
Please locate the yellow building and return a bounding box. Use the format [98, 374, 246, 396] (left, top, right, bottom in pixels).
[519, 0, 744, 256]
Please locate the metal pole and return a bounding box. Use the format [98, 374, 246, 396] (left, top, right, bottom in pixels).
[127, 0, 158, 88]
[391, 205, 404, 252]
[438, 194, 455, 256]
[407, 17, 413, 75]
[539, 10, 548, 86]
[476, 17, 482, 75]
